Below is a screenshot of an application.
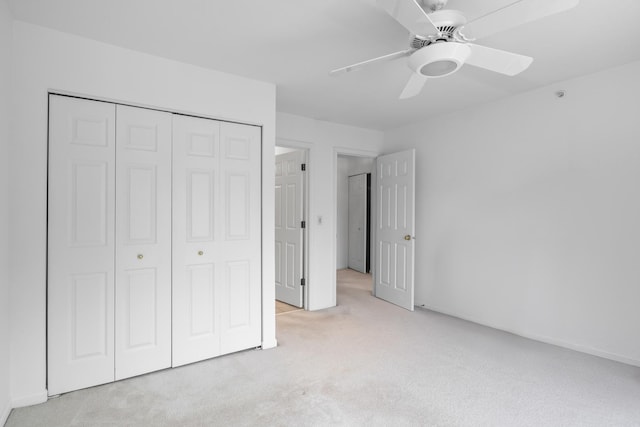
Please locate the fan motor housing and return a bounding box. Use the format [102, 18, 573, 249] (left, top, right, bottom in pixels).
[412, 9, 467, 48]
[409, 42, 470, 78]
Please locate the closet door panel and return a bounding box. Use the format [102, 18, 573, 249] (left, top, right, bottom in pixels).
[172, 115, 222, 367]
[48, 95, 116, 395]
[219, 122, 262, 354]
[187, 263, 216, 336]
[115, 105, 172, 380]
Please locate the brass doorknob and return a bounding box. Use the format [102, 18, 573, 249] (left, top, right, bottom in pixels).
[137, 254, 144, 260]
[198, 250, 204, 256]
[404, 235, 411, 241]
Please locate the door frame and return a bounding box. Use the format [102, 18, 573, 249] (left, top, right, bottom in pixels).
[332, 147, 379, 299]
[275, 139, 310, 310]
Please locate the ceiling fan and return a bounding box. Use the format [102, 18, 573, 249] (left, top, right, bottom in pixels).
[330, 0, 580, 99]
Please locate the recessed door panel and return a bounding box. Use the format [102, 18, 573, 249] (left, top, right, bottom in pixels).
[187, 170, 215, 241]
[380, 183, 393, 229]
[70, 161, 108, 247]
[379, 241, 392, 287]
[275, 184, 283, 229]
[71, 116, 109, 147]
[396, 245, 407, 291]
[188, 264, 216, 337]
[286, 243, 296, 289]
[226, 172, 250, 240]
[398, 183, 408, 230]
[286, 183, 297, 230]
[398, 159, 408, 176]
[126, 165, 157, 244]
[71, 272, 109, 359]
[115, 105, 171, 380]
[225, 136, 250, 160]
[48, 95, 116, 395]
[188, 133, 216, 157]
[125, 124, 158, 152]
[123, 268, 158, 350]
[227, 261, 251, 328]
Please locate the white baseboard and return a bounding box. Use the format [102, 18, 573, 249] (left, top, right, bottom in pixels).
[417, 303, 640, 368]
[11, 389, 47, 409]
[1, 399, 11, 426]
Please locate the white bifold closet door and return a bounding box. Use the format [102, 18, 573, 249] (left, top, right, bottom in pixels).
[48, 96, 117, 395]
[114, 105, 172, 380]
[49, 95, 262, 394]
[172, 115, 262, 367]
[48, 97, 172, 395]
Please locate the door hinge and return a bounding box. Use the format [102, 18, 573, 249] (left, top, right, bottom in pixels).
[301, 220, 306, 229]
[301, 278, 306, 287]
[301, 163, 306, 171]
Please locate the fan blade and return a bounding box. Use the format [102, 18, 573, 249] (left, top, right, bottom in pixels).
[464, 0, 579, 40]
[466, 44, 533, 76]
[377, 0, 440, 37]
[399, 73, 428, 99]
[330, 49, 413, 75]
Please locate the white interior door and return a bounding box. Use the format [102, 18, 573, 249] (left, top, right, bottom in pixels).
[172, 115, 222, 367]
[48, 95, 116, 395]
[348, 173, 367, 273]
[114, 105, 172, 380]
[374, 149, 415, 311]
[274, 150, 304, 308]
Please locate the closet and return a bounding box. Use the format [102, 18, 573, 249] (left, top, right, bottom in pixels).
[47, 95, 262, 395]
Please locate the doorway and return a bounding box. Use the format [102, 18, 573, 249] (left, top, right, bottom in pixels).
[336, 154, 375, 299]
[347, 172, 371, 273]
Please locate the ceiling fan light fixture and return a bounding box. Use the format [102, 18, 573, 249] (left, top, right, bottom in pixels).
[409, 42, 470, 78]
[420, 60, 458, 77]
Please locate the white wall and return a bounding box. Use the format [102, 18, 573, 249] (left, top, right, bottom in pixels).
[0, 1, 13, 423]
[384, 60, 640, 366]
[336, 156, 374, 270]
[277, 113, 383, 309]
[9, 21, 277, 406]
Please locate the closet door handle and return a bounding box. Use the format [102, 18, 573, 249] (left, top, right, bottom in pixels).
[198, 251, 204, 256]
[137, 254, 144, 260]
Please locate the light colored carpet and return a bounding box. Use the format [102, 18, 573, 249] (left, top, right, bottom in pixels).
[6, 269, 640, 426]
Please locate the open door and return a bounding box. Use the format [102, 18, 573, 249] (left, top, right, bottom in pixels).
[275, 150, 305, 308]
[374, 149, 415, 311]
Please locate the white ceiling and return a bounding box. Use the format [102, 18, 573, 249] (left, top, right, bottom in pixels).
[8, 0, 640, 130]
